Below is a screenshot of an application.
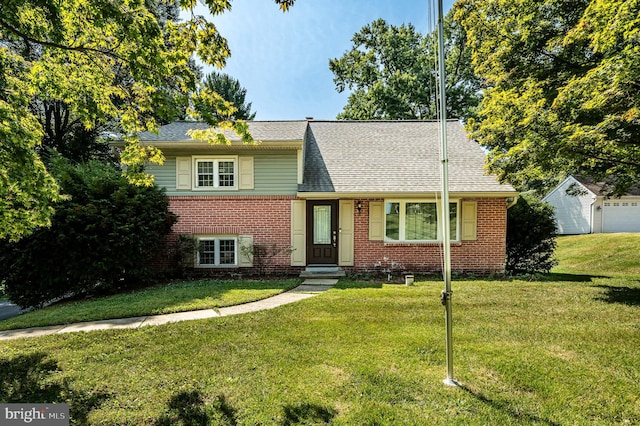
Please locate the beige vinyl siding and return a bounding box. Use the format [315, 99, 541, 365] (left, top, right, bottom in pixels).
[148, 150, 299, 195]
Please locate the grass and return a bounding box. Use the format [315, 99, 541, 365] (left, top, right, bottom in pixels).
[0, 279, 299, 331]
[553, 233, 640, 277]
[1, 234, 639, 424]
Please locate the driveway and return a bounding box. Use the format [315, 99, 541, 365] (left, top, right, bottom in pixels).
[0, 301, 23, 321]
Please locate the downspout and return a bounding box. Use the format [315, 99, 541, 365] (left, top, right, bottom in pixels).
[506, 195, 519, 209]
[590, 195, 598, 234]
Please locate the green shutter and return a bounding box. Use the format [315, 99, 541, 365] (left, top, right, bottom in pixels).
[369, 201, 384, 241]
[176, 157, 192, 190]
[461, 201, 477, 241]
[291, 200, 306, 266]
[339, 200, 355, 266]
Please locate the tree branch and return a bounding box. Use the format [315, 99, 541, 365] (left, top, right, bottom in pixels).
[0, 17, 120, 60]
[572, 148, 640, 169]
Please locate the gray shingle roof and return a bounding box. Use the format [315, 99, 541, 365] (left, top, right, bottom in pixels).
[135, 119, 514, 195]
[301, 120, 514, 194]
[574, 176, 640, 196]
[137, 120, 308, 142]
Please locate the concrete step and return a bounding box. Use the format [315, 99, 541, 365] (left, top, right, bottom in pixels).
[299, 265, 346, 278]
[292, 278, 339, 293]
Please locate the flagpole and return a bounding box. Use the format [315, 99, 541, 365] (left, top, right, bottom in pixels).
[436, 0, 458, 387]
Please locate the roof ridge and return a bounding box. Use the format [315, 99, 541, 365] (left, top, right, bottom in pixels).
[306, 119, 460, 123]
[167, 119, 309, 124]
[163, 119, 460, 124]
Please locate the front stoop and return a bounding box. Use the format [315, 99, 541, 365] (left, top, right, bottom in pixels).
[299, 265, 346, 279]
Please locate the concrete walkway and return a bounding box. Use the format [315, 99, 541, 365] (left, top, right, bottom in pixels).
[0, 279, 337, 341]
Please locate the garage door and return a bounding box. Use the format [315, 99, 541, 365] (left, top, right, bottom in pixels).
[602, 201, 640, 233]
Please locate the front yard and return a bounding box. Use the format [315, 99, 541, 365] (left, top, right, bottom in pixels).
[1, 234, 639, 424]
[0, 279, 300, 332]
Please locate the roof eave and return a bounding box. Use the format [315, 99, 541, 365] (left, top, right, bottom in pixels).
[109, 139, 304, 150]
[297, 191, 519, 199]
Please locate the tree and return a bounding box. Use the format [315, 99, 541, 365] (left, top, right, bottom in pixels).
[0, 55, 60, 241]
[0, 0, 295, 242]
[28, 0, 190, 164]
[0, 158, 176, 309]
[274, 0, 296, 10]
[202, 72, 256, 120]
[455, 0, 640, 196]
[329, 13, 481, 120]
[506, 193, 558, 275]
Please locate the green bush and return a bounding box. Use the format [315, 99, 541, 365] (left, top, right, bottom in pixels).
[506, 193, 558, 275]
[0, 160, 176, 308]
[169, 234, 198, 279]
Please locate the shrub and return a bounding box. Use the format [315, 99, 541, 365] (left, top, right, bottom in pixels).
[239, 243, 294, 275]
[506, 193, 558, 275]
[169, 234, 198, 278]
[0, 160, 176, 308]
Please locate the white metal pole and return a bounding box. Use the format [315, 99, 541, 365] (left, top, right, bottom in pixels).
[436, 0, 458, 387]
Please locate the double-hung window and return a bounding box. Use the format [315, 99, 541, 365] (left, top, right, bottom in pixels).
[194, 157, 237, 189]
[197, 237, 237, 267]
[385, 200, 458, 242]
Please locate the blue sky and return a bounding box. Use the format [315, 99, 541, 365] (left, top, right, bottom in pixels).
[195, 0, 455, 120]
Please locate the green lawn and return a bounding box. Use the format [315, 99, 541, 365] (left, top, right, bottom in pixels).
[0, 279, 299, 331]
[554, 233, 640, 277]
[1, 234, 639, 424]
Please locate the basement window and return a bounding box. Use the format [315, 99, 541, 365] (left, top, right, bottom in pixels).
[196, 237, 237, 267]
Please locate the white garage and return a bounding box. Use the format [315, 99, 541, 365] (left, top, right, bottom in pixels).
[543, 176, 640, 235]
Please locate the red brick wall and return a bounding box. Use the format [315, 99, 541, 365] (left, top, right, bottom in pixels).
[165, 195, 298, 275]
[348, 198, 507, 275]
[163, 196, 507, 275]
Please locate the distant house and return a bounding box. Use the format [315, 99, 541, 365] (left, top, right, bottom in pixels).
[542, 175, 640, 234]
[120, 120, 517, 275]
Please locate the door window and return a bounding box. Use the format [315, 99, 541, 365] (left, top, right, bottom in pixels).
[313, 205, 332, 244]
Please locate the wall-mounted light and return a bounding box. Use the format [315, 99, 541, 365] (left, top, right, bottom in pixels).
[356, 200, 363, 213]
[596, 205, 602, 211]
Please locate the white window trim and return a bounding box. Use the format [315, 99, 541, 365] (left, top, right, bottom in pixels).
[384, 199, 460, 243]
[196, 236, 238, 268]
[193, 156, 238, 190]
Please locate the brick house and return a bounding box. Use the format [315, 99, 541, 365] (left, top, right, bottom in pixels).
[130, 119, 517, 276]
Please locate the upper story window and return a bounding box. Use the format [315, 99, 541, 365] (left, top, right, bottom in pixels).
[194, 157, 237, 190]
[385, 200, 458, 242]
